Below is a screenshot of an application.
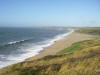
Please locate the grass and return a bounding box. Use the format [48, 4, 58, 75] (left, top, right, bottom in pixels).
[76, 27, 100, 35]
[0, 27, 100, 75]
[57, 42, 83, 55]
[57, 39, 100, 55]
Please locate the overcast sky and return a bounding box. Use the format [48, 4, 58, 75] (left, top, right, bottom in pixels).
[0, 0, 100, 27]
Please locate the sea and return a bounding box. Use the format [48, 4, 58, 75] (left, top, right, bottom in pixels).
[0, 27, 73, 68]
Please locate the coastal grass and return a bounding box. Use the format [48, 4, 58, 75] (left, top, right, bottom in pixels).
[57, 39, 100, 55]
[0, 27, 100, 75]
[57, 41, 83, 55]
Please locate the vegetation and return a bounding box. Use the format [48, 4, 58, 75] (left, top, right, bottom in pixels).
[57, 39, 100, 55]
[76, 27, 100, 35]
[0, 27, 100, 75]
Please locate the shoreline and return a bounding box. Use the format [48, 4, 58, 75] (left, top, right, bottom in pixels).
[0, 30, 73, 69]
[27, 32, 94, 61]
[0, 31, 94, 69]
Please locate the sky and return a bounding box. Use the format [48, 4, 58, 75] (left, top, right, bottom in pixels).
[0, 0, 100, 27]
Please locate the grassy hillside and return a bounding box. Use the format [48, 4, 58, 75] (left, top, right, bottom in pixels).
[0, 27, 100, 75]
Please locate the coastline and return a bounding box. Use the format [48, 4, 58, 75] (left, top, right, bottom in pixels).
[0, 31, 94, 69]
[27, 31, 94, 61]
[0, 27, 100, 75]
[0, 30, 73, 69]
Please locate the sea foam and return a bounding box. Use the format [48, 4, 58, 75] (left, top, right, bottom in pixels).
[0, 30, 74, 68]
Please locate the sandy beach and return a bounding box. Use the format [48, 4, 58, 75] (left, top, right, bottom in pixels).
[27, 32, 94, 61]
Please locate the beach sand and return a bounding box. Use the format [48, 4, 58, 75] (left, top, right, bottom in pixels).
[27, 32, 94, 61]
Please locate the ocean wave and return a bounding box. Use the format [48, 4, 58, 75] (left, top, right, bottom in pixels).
[0, 38, 34, 48]
[8, 39, 32, 45]
[8, 40, 24, 45]
[7, 30, 74, 61]
[0, 30, 74, 68]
